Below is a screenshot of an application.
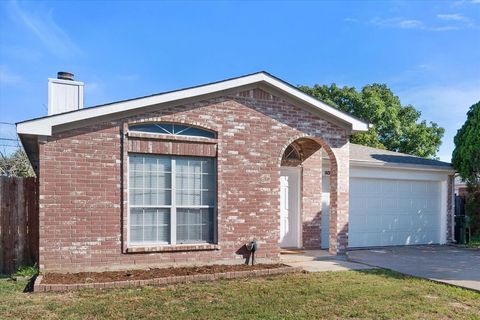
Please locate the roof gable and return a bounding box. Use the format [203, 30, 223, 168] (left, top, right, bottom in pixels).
[17, 71, 369, 136]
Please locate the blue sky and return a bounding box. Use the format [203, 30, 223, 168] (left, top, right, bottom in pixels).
[0, 0, 479, 161]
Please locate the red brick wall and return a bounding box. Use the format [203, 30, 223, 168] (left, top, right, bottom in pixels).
[301, 151, 323, 248]
[38, 87, 349, 272]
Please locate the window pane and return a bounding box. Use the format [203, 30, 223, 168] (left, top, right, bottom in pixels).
[181, 127, 215, 138]
[130, 189, 143, 206]
[176, 208, 213, 244]
[157, 190, 171, 205]
[129, 123, 214, 138]
[157, 123, 173, 134]
[130, 208, 143, 226]
[143, 189, 157, 206]
[145, 174, 157, 189]
[129, 172, 143, 189]
[175, 157, 214, 206]
[158, 173, 171, 188]
[201, 159, 214, 175]
[144, 156, 157, 172]
[129, 208, 170, 244]
[158, 158, 171, 172]
[144, 209, 157, 225]
[156, 208, 170, 243]
[129, 156, 143, 172]
[202, 191, 214, 206]
[130, 226, 143, 242]
[144, 226, 157, 242]
[176, 159, 189, 174]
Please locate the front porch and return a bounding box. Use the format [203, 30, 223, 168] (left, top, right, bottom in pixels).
[278, 137, 350, 254]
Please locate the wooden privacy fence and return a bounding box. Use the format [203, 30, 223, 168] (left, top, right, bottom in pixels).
[0, 177, 38, 274]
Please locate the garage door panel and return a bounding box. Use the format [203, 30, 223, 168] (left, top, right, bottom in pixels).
[381, 180, 397, 194]
[350, 196, 366, 211]
[381, 198, 397, 212]
[366, 197, 382, 210]
[349, 178, 441, 248]
[366, 180, 382, 193]
[398, 182, 412, 194]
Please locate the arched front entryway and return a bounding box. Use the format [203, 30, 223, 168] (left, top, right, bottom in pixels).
[279, 136, 350, 255]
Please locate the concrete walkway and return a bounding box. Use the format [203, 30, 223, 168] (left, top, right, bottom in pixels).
[348, 246, 480, 292]
[281, 250, 374, 272]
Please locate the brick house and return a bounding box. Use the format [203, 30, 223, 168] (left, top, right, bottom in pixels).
[17, 72, 455, 273]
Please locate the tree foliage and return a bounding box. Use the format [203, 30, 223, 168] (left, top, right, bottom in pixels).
[452, 101, 480, 234]
[0, 149, 35, 177]
[452, 101, 480, 189]
[298, 83, 445, 158]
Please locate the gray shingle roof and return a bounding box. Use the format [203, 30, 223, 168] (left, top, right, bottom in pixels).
[349, 143, 452, 169]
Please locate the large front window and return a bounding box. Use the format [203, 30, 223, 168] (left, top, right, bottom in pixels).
[129, 154, 215, 245]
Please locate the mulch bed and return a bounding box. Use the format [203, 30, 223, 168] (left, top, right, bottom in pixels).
[42, 263, 287, 284]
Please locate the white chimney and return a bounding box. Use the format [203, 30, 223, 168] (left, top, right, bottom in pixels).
[48, 71, 84, 115]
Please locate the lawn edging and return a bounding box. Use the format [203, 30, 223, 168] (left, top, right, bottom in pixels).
[33, 266, 303, 293]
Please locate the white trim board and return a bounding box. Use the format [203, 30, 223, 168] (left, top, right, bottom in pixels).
[17, 72, 369, 136]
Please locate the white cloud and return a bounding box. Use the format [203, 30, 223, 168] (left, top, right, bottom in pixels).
[437, 13, 468, 21]
[370, 17, 424, 29]
[397, 19, 424, 29]
[7, 1, 81, 58]
[369, 12, 477, 32]
[0, 65, 24, 86]
[344, 17, 359, 23]
[429, 25, 460, 31]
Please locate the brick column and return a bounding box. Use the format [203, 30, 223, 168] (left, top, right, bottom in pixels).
[328, 143, 349, 255]
[447, 174, 454, 242]
[302, 150, 322, 248]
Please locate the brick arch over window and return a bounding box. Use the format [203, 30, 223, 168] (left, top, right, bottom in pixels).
[278, 135, 349, 255]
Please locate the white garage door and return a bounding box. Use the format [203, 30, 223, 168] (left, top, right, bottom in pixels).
[349, 178, 442, 248]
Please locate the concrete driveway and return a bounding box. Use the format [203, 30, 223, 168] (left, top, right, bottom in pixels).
[348, 245, 480, 292]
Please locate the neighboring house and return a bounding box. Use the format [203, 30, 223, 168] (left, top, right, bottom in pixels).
[17, 72, 455, 273]
[455, 176, 469, 199]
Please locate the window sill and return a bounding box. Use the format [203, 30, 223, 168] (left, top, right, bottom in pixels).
[126, 243, 220, 253]
[127, 131, 218, 144]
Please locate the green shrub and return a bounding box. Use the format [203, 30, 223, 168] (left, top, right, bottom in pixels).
[13, 265, 39, 278]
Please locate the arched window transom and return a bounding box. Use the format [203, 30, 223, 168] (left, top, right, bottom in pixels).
[283, 145, 301, 161]
[129, 123, 215, 139]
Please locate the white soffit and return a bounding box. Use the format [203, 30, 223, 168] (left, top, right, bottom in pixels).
[17, 72, 369, 136]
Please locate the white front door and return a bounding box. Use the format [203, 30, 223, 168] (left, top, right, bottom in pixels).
[280, 167, 301, 248]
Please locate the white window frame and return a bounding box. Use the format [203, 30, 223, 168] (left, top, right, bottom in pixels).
[127, 154, 217, 247]
[129, 123, 216, 139]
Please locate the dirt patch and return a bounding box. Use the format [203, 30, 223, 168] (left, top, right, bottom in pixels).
[42, 264, 287, 285]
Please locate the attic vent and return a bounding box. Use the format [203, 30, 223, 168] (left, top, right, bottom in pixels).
[129, 123, 215, 139]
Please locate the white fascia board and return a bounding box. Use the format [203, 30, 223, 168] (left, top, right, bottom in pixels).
[17, 72, 369, 136]
[350, 159, 455, 173]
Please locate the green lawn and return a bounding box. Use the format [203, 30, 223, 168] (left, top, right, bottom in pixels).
[1, 270, 479, 319]
[468, 234, 480, 248]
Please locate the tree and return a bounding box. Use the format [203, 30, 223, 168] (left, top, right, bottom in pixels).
[298, 83, 445, 158]
[452, 102, 480, 234]
[452, 101, 480, 188]
[0, 148, 35, 177]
